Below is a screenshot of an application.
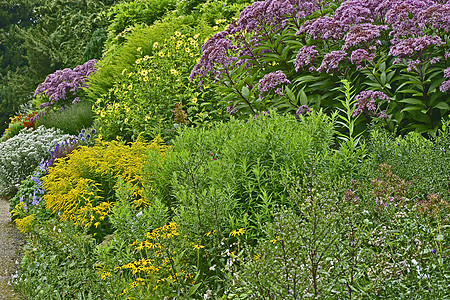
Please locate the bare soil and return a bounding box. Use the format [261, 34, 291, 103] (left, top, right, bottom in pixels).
[0, 197, 24, 300]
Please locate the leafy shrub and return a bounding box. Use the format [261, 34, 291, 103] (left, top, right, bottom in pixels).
[191, 0, 450, 134]
[105, 0, 177, 48]
[93, 29, 225, 142]
[367, 125, 450, 199]
[35, 100, 94, 135]
[0, 126, 72, 196]
[80, 28, 108, 63]
[14, 220, 113, 299]
[235, 167, 449, 299]
[41, 136, 167, 240]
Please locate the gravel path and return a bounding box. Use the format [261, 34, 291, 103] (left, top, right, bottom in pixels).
[0, 197, 23, 300]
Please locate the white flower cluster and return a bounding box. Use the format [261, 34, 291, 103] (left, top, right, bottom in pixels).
[0, 126, 72, 195]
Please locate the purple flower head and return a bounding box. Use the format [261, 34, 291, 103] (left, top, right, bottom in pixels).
[297, 16, 344, 40]
[294, 46, 318, 72]
[34, 59, 97, 110]
[350, 48, 374, 68]
[439, 68, 450, 92]
[317, 51, 347, 73]
[352, 90, 390, 117]
[417, 3, 450, 33]
[432, 249, 436, 254]
[258, 70, 291, 95]
[440, 81, 450, 93]
[334, 0, 375, 28]
[389, 36, 443, 59]
[296, 105, 311, 118]
[343, 23, 388, 50]
[444, 68, 450, 79]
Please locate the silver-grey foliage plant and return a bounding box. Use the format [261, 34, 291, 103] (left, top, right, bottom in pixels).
[0, 126, 72, 195]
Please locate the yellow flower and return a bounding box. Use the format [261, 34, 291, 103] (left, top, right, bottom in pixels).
[230, 228, 245, 237]
[135, 58, 142, 64]
[170, 69, 179, 76]
[140, 70, 148, 76]
[125, 118, 129, 123]
[100, 271, 112, 280]
[158, 51, 165, 57]
[185, 47, 190, 53]
[191, 97, 198, 104]
[176, 40, 183, 48]
[192, 243, 205, 250]
[194, 34, 200, 39]
[127, 84, 133, 90]
[121, 68, 127, 75]
[137, 47, 142, 52]
[153, 42, 159, 49]
[175, 31, 181, 37]
[213, 26, 219, 31]
[143, 76, 149, 82]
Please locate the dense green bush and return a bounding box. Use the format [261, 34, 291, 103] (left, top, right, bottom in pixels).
[35, 101, 94, 135]
[367, 124, 450, 199]
[105, 0, 177, 49]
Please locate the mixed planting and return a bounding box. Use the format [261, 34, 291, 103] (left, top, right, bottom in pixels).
[0, 0, 449, 299]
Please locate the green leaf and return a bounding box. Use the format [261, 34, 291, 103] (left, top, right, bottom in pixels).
[401, 106, 424, 112]
[433, 102, 449, 110]
[398, 98, 425, 106]
[241, 86, 250, 99]
[189, 282, 202, 296]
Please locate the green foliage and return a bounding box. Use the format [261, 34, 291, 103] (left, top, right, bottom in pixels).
[158, 112, 334, 240]
[93, 28, 225, 142]
[367, 125, 450, 200]
[105, 0, 177, 48]
[80, 28, 108, 63]
[35, 101, 94, 135]
[15, 220, 113, 299]
[86, 17, 191, 103]
[235, 166, 449, 299]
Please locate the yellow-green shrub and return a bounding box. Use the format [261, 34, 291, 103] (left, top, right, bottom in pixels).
[93, 27, 226, 142]
[42, 136, 167, 236]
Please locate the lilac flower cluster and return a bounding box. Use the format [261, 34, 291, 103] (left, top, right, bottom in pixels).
[296, 105, 310, 118]
[352, 90, 390, 118]
[190, 0, 321, 85]
[294, 46, 318, 72]
[389, 36, 443, 59]
[342, 23, 388, 50]
[35, 59, 97, 110]
[258, 70, 291, 95]
[317, 51, 347, 73]
[418, 4, 450, 33]
[350, 49, 374, 69]
[440, 67, 450, 93]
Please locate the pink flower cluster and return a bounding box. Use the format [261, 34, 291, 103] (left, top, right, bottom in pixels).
[258, 70, 291, 95]
[294, 46, 318, 72]
[35, 59, 97, 110]
[440, 67, 450, 93]
[352, 90, 390, 118]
